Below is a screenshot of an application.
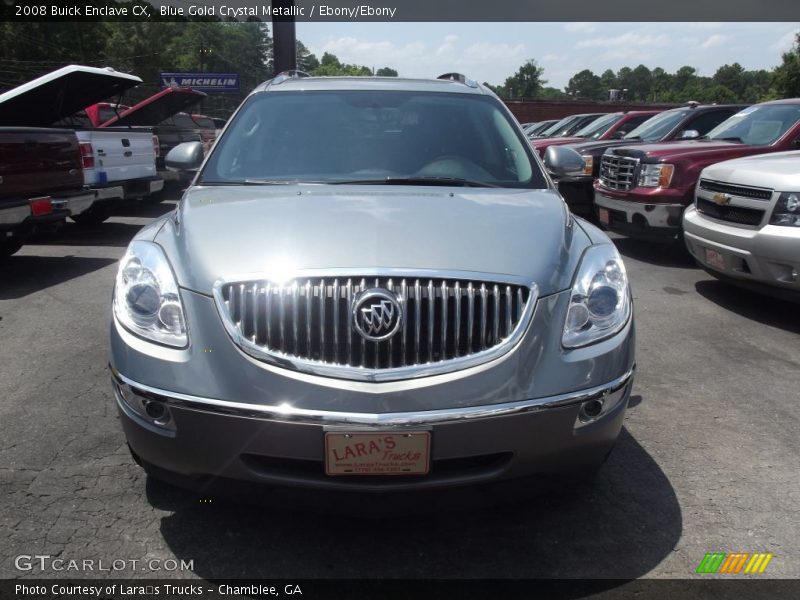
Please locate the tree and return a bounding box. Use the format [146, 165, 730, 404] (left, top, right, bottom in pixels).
[376, 67, 398, 77]
[599, 69, 617, 94]
[565, 69, 603, 100]
[539, 86, 567, 100]
[503, 59, 546, 99]
[629, 65, 653, 101]
[296, 40, 319, 73]
[674, 66, 698, 91]
[774, 32, 800, 98]
[713, 63, 746, 98]
[650, 67, 671, 102]
[312, 52, 371, 76]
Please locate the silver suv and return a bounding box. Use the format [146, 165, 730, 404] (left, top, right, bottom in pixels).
[109, 73, 635, 493]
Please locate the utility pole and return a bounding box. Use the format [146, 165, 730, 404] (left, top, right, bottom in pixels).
[272, 0, 297, 75]
[199, 42, 212, 73]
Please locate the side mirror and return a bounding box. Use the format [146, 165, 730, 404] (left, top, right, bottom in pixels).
[165, 141, 204, 172]
[543, 146, 586, 179]
[679, 129, 700, 140]
[610, 130, 626, 139]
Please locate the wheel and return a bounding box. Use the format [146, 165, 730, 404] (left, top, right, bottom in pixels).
[71, 205, 111, 225]
[0, 238, 24, 258]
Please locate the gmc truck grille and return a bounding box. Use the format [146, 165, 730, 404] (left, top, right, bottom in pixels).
[599, 155, 639, 191]
[696, 198, 765, 226]
[698, 179, 773, 201]
[215, 275, 536, 382]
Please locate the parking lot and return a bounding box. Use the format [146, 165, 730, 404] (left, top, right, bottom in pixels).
[1, 192, 799, 581]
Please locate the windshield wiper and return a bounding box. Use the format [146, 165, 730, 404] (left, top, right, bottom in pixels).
[623, 136, 642, 141]
[715, 137, 744, 143]
[243, 179, 325, 185]
[331, 176, 499, 188]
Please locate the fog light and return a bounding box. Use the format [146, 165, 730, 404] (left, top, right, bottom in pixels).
[144, 400, 166, 420]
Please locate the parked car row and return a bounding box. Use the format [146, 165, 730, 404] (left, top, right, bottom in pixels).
[537, 99, 800, 302]
[0, 65, 221, 257]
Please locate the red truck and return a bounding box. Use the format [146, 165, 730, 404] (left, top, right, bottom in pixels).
[99, 87, 206, 185]
[531, 110, 660, 157]
[593, 99, 800, 241]
[0, 128, 95, 257]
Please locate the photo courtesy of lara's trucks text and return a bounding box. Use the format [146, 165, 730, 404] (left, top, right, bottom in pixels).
[0, 65, 162, 225]
[593, 100, 800, 241]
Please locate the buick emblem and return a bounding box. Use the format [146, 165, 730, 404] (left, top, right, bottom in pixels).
[352, 288, 402, 342]
[711, 192, 731, 206]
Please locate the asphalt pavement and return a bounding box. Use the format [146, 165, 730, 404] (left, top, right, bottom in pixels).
[1, 195, 798, 583]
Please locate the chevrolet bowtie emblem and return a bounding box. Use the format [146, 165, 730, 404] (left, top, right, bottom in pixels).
[711, 192, 731, 206]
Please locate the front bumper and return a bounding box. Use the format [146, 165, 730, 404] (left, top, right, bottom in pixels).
[683, 205, 800, 300]
[113, 367, 633, 492]
[594, 192, 685, 240]
[109, 287, 635, 492]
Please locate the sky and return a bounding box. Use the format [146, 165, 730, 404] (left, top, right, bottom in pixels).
[297, 22, 799, 89]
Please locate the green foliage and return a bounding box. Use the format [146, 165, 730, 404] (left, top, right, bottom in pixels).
[774, 33, 800, 98]
[376, 67, 398, 77]
[502, 59, 546, 99]
[565, 69, 603, 100]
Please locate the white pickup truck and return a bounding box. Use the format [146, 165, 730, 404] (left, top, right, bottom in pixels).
[0, 65, 162, 224]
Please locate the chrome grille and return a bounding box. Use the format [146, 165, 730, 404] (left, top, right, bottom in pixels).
[214, 273, 537, 382]
[698, 179, 773, 201]
[599, 155, 639, 191]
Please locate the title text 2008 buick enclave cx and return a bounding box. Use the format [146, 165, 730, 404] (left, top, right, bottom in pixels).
[109, 74, 635, 493]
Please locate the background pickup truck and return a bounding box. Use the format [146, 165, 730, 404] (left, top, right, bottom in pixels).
[0, 65, 162, 225]
[99, 87, 206, 186]
[594, 99, 800, 241]
[552, 104, 745, 219]
[0, 127, 95, 257]
[531, 110, 660, 157]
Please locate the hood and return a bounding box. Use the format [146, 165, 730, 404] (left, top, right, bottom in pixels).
[0, 65, 141, 127]
[101, 87, 206, 127]
[531, 136, 583, 150]
[701, 150, 800, 190]
[566, 138, 645, 155]
[155, 185, 589, 297]
[610, 140, 751, 161]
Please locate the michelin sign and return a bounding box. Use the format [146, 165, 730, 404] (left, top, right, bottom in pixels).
[160, 73, 240, 93]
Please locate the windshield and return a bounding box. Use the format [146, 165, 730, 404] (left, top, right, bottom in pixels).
[539, 115, 579, 137]
[200, 90, 546, 188]
[575, 113, 621, 139]
[706, 104, 800, 145]
[624, 108, 690, 141]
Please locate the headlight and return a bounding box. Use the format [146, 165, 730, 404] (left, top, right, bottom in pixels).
[563, 244, 631, 348]
[638, 163, 674, 188]
[770, 192, 800, 227]
[113, 241, 188, 347]
[581, 155, 593, 176]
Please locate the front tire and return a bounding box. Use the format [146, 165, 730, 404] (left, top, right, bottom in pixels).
[0, 238, 24, 258]
[71, 205, 111, 225]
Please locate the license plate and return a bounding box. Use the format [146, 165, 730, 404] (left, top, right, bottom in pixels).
[324, 431, 431, 476]
[599, 207, 610, 225]
[705, 248, 725, 270]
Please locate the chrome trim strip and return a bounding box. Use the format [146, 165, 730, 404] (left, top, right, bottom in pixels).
[212, 269, 538, 383]
[110, 366, 635, 427]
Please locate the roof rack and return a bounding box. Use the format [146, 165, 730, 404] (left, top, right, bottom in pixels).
[272, 70, 312, 85]
[437, 72, 479, 88]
